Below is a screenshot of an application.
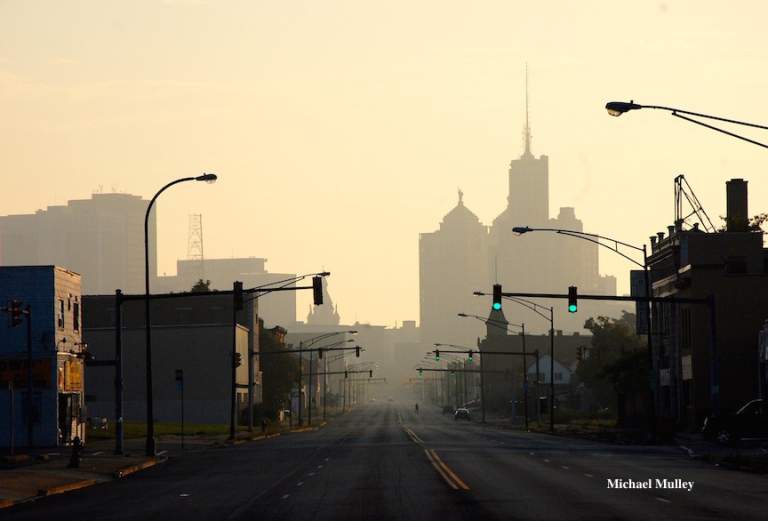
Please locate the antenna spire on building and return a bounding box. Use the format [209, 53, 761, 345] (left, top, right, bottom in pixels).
[458, 187, 464, 205]
[523, 63, 533, 157]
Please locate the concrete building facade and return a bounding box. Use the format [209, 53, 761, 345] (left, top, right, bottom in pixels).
[83, 292, 258, 425]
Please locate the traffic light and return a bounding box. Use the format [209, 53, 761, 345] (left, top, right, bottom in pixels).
[467, 350, 473, 364]
[233, 281, 244, 311]
[369, 370, 373, 378]
[234, 352, 242, 368]
[355, 346, 360, 357]
[418, 368, 423, 377]
[312, 276, 323, 305]
[568, 286, 578, 313]
[318, 348, 323, 359]
[344, 370, 349, 379]
[492, 284, 502, 311]
[576, 346, 584, 362]
[434, 349, 440, 362]
[9, 300, 23, 327]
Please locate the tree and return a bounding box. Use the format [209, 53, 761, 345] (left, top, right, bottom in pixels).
[259, 320, 299, 418]
[717, 213, 768, 232]
[576, 312, 644, 414]
[191, 279, 211, 292]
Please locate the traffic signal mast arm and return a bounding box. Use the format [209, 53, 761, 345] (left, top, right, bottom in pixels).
[118, 272, 330, 303]
[428, 349, 538, 357]
[476, 290, 709, 305]
[255, 345, 363, 356]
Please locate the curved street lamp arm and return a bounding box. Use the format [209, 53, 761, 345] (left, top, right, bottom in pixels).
[504, 296, 551, 322]
[515, 227, 645, 268]
[671, 112, 768, 149]
[145, 177, 197, 237]
[641, 104, 768, 131]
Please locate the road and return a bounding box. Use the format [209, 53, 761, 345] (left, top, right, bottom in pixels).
[4, 402, 767, 520]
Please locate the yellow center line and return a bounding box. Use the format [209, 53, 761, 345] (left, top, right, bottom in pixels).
[429, 449, 470, 491]
[424, 449, 458, 490]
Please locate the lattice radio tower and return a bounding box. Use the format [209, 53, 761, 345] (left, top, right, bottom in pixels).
[187, 214, 205, 276]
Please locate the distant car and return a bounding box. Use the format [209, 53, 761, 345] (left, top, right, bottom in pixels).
[454, 408, 471, 421]
[442, 405, 454, 415]
[702, 399, 768, 444]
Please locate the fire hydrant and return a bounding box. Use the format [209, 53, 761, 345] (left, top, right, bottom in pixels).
[67, 436, 83, 468]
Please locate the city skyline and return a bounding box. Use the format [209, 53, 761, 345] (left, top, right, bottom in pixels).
[2, 1, 767, 326]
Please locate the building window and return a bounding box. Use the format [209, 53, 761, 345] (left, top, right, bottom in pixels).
[57, 299, 65, 329]
[73, 302, 80, 332]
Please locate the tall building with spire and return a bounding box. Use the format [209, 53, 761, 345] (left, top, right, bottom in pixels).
[419, 77, 617, 343]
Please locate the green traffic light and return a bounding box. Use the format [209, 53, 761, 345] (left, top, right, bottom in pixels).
[492, 302, 501, 310]
[568, 304, 577, 313]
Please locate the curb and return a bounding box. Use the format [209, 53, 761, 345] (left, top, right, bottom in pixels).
[38, 479, 97, 497]
[0, 457, 167, 510]
[114, 457, 164, 479]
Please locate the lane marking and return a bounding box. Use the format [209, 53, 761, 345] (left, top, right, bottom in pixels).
[544, 459, 550, 463]
[424, 449, 458, 490]
[560, 466, 570, 470]
[584, 473, 594, 478]
[317, 465, 324, 469]
[281, 494, 290, 500]
[297, 482, 304, 487]
[308, 472, 315, 476]
[429, 449, 470, 491]
[403, 426, 424, 444]
[655, 497, 671, 504]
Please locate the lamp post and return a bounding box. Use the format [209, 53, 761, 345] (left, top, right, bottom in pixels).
[605, 101, 768, 149]
[512, 225, 655, 439]
[144, 173, 217, 456]
[455, 315, 529, 429]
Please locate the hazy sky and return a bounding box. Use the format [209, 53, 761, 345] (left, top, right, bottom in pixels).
[2, 1, 767, 326]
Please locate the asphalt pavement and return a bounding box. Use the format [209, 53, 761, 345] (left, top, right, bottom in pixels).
[4, 402, 767, 520]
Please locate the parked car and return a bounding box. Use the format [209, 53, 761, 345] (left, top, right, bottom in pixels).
[702, 399, 768, 444]
[454, 408, 471, 421]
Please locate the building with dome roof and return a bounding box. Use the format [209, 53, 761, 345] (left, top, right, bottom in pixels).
[419, 97, 617, 347]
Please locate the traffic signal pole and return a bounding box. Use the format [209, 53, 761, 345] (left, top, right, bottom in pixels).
[26, 305, 33, 448]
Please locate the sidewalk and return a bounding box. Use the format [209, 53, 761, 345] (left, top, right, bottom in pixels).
[0, 449, 164, 508]
[0, 420, 329, 509]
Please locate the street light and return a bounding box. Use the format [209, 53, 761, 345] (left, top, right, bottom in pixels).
[512, 225, 656, 439]
[144, 173, 217, 456]
[604, 100, 768, 149]
[456, 314, 530, 429]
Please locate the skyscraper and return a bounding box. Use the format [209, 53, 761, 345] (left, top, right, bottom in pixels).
[419, 94, 616, 343]
[0, 193, 155, 295]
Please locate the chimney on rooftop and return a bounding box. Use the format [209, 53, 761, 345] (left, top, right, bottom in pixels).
[726, 178, 749, 232]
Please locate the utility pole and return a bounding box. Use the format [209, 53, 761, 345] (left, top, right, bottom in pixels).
[308, 350, 313, 426]
[297, 342, 303, 426]
[26, 304, 33, 448]
[115, 290, 124, 454]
